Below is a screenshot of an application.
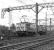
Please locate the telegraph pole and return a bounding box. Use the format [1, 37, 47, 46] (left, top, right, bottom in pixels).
[36, 3, 38, 34]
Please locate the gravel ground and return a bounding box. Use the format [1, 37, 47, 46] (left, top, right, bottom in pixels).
[0, 35, 49, 46]
[23, 40, 54, 50]
[0, 33, 54, 50]
[0, 34, 54, 50]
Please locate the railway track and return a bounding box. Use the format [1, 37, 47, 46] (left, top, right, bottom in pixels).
[0, 35, 54, 50]
[0, 35, 47, 46]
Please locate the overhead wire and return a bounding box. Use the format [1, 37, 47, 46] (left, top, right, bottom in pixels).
[16, 0, 26, 5]
[50, 0, 54, 16]
[42, 0, 47, 3]
[16, 0, 36, 23]
[16, 0, 26, 22]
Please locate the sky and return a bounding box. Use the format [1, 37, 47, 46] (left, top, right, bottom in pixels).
[0, 0, 54, 26]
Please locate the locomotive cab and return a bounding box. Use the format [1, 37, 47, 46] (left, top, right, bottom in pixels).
[38, 25, 46, 35]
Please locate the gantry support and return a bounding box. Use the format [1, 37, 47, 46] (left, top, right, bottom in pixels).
[1, 2, 54, 34]
[36, 3, 38, 34]
[9, 11, 12, 30]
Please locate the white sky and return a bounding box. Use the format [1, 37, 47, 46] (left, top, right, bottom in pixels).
[0, 0, 54, 26]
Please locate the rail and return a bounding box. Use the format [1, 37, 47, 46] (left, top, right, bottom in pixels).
[0, 36, 54, 50]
